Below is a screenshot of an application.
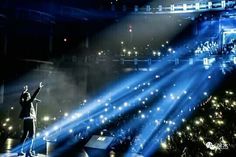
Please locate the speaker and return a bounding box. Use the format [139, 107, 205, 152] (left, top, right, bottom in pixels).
[85, 135, 114, 157]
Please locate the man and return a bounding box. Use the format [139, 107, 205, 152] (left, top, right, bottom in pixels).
[18, 82, 44, 157]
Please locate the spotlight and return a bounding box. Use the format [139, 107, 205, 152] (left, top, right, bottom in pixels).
[161, 142, 167, 149]
[53, 126, 59, 131]
[203, 58, 209, 65]
[183, 4, 187, 11]
[221, 0, 226, 8]
[195, 3, 200, 10]
[44, 132, 49, 137]
[234, 57, 236, 64]
[141, 114, 145, 119]
[69, 129, 73, 133]
[8, 126, 13, 131]
[208, 2, 212, 9]
[152, 51, 157, 56]
[43, 116, 50, 121]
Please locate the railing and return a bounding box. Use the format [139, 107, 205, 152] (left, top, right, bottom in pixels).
[130, 0, 236, 14]
[16, 8, 55, 24]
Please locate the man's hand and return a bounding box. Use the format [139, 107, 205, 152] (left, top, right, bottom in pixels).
[39, 82, 44, 88]
[23, 85, 28, 93]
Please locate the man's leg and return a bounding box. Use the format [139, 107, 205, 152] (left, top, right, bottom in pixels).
[18, 120, 28, 156]
[25, 119, 36, 157]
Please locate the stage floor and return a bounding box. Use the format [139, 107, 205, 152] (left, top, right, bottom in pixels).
[0, 153, 47, 157]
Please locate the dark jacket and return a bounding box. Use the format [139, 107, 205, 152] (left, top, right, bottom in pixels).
[19, 87, 40, 119]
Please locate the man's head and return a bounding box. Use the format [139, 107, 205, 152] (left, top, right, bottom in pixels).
[22, 92, 31, 101]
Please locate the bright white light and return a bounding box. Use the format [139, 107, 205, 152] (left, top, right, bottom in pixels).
[8, 126, 13, 131]
[234, 57, 236, 64]
[203, 58, 209, 65]
[10, 107, 14, 110]
[199, 136, 204, 141]
[209, 130, 214, 135]
[76, 113, 82, 118]
[64, 113, 68, 117]
[127, 51, 131, 56]
[69, 129, 73, 133]
[195, 3, 200, 10]
[3, 123, 6, 127]
[195, 120, 200, 125]
[141, 114, 145, 119]
[45, 132, 49, 137]
[161, 142, 167, 149]
[83, 99, 87, 103]
[177, 132, 182, 136]
[6, 118, 10, 122]
[43, 116, 50, 121]
[183, 4, 187, 10]
[153, 51, 157, 56]
[36, 133, 40, 137]
[53, 126, 59, 131]
[186, 126, 190, 130]
[123, 102, 128, 107]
